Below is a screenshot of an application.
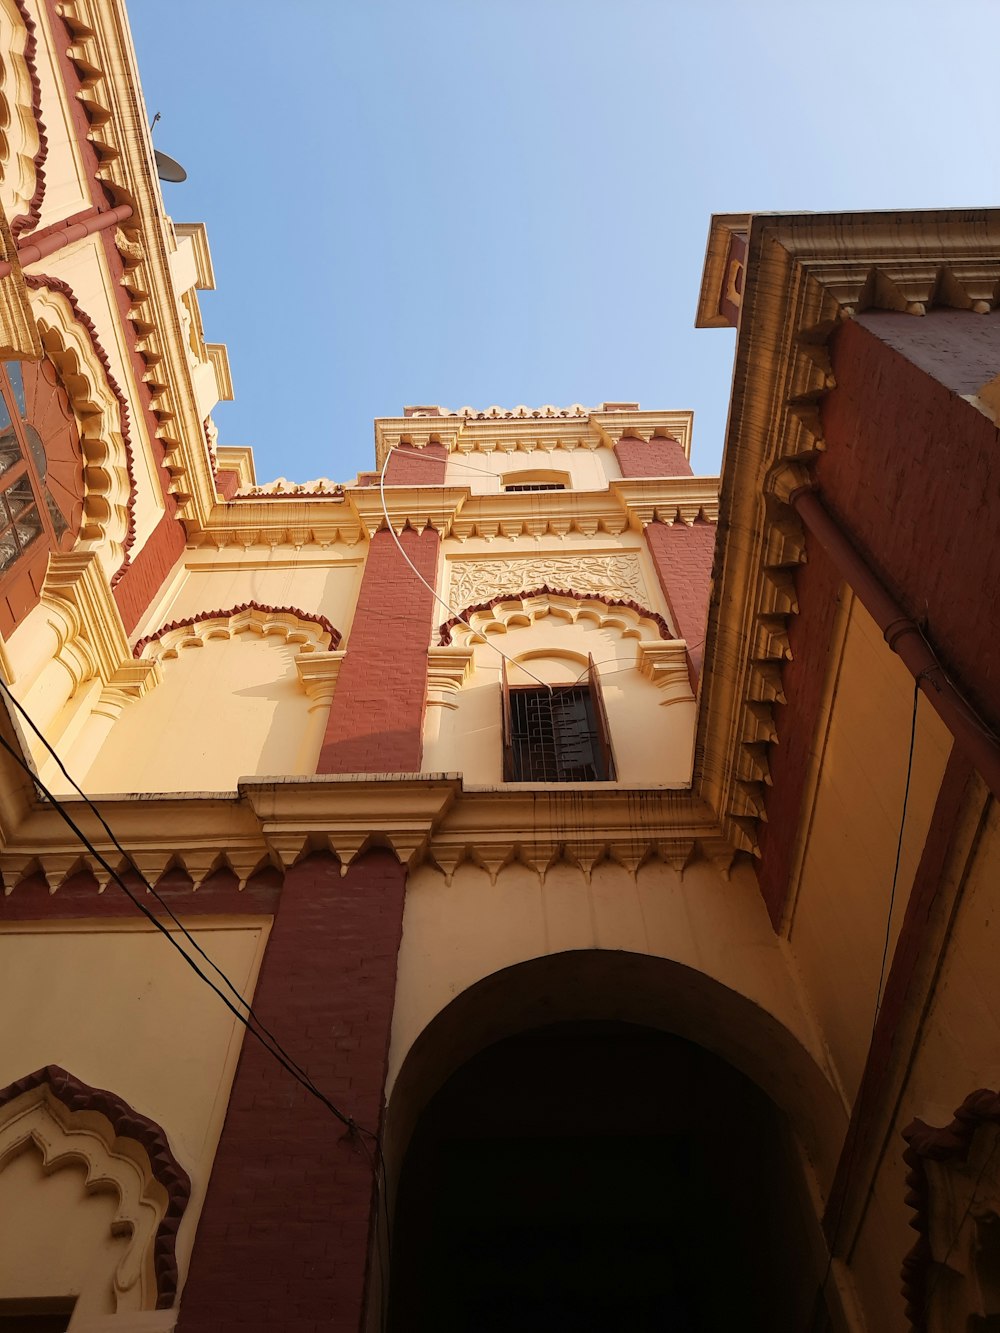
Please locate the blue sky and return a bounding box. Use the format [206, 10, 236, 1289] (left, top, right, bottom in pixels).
[129, 1, 1000, 483]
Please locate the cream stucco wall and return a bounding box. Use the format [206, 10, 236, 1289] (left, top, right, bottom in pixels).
[0, 919, 269, 1309]
[845, 796, 1000, 1332]
[150, 550, 364, 646]
[786, 594, 953, 1105]
[424, 618, 696, 787]
[76, 632, 323, 795]
[21, 0, 92, 229]
[388, 856, 845, 1180]
[442, 444, 621, 493]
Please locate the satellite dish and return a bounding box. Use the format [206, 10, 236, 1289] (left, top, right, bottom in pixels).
[154, 149, 187, 183]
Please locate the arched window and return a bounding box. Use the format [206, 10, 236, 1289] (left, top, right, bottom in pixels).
[0, 360, 84, 635]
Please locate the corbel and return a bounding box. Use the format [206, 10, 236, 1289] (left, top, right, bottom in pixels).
[426, 646, 475, 710]
[635, 640, 696, 705]
[295, 650, 346, 712]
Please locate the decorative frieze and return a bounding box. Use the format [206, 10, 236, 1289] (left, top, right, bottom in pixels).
[448, 552, 648, 608]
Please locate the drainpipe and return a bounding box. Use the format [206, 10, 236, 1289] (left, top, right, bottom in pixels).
[790, 485, 1000, 799]
[0, 204, 134, 279]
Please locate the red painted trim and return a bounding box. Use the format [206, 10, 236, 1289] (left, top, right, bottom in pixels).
[8, 0, 48, 238]
[0, 1063, 190, 1307]
[112, 510, 187, 637]
[822, 748, 975, 1248]
[133, 602, 342, 657]
[820, 319, 1000, 771]
[642, 518, 716, 685]
[178, 851, 406, 1331]
[24, 274, 138, 571]
[438, 587, 673, 646]
[0, 203, 133, 276]
[215, 469, 241, 500]
[319, 526, 439, 774]
[793, 487, 1000, 800]
[613, 435, 692, 478]
[901, 1086, 1000, 1331]
[0, 867, 281, 919]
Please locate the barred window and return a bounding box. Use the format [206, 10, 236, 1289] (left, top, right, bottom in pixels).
[0, 360, 83, 635]
[501, 656, 616, 782]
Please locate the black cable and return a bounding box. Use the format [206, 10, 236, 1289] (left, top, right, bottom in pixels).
[0, 675, 353, 1127]
[807, 676, 921, 1329]
[0, 721, 374, 1137]
[874, 676, 920, 1020]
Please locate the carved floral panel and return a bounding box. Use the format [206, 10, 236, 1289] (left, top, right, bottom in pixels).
[447, 553, 648, 608]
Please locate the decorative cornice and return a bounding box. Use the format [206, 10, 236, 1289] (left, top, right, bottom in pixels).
[0, 1063, 190, 1308]
[133, 602, 341, 659]
[438, 588, 673, 647]
[192, 495, 363, 549]
[26, 275, 139, 573]
[3, 0, 47, 237]
[695, 208, 1000, 854]
[611, 477, 720, 528]
[51, 0, 224, 529]
[374, 407, 693, 471]
[591, 410, 693, 458]
[0, 773, 738, 898]
[901, 1087, 1000, 1332]
[350, 484, 469, 539]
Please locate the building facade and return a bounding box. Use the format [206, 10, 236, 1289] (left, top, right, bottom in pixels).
[0, 3, 999, 1331]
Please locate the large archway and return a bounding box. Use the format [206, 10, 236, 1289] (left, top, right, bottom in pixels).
[382, 951, 841, 1332]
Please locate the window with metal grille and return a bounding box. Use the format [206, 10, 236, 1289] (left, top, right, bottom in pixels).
[0, 359, 84, 636]
[501, 656, 616, 782]
[503, 482, 565, 493]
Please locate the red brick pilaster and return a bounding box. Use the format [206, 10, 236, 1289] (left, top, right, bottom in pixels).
[643, 518, 716, 684]
[319, 525, 440, 774]
[177, 850, 406, 1333]
[614, 435, 692, 478]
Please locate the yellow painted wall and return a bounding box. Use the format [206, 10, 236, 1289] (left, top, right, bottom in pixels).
[153, 551, 364, 646]
[0, 919, 268, 1305]
[21, 0, 92, 229]
[425, 618, 695, 786]
[389, 856, 844, 1178]
[787, 595, 953, 1104]
[443, 445, 621, 493]
[849, 797, 1000, 1331]
[77, 632, 323, 794]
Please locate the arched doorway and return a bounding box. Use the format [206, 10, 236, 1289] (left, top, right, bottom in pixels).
[384, 952, 839, 1332]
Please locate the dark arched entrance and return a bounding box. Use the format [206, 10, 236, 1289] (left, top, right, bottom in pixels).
[388, 1021, 821, 1332]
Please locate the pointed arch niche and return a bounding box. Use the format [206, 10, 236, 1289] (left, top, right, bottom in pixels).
[425, 589, 696, 786]
[0, 1065, 189, 1315]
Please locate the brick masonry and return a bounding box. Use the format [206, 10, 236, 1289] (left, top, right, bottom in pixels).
[318, 525, 441, 774]
[383, 441, 447, 485]
[820, 317, 1000, 735]
[643, 518, 716, 684]
[756, 313, 1000, 930]
[177, 850, 407, 1333]
[614, 435, 692, 478]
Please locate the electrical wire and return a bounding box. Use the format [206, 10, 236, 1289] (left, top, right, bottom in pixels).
[807, 675, 922, 1329]
[0, 691, 376, 1140]
[379, 445, 552, 692]
[0, 676, 335, 1103]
